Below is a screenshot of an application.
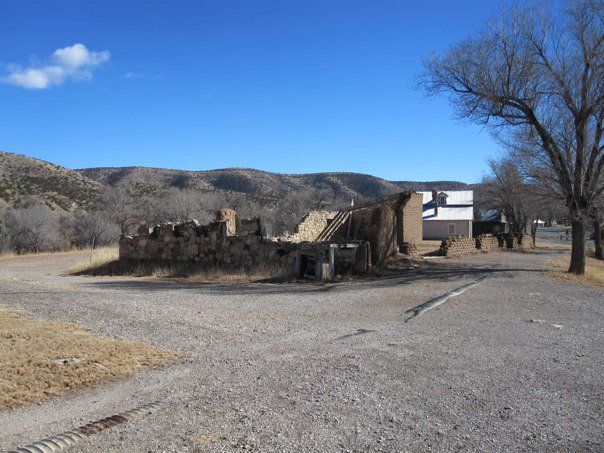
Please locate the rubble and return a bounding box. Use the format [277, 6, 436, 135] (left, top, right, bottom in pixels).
[119, 191, 425, 280]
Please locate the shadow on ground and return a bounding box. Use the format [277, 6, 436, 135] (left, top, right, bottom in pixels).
[75, 262, 545, 295]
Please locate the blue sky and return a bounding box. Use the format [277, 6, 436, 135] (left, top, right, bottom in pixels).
[0, 1, 503, 183]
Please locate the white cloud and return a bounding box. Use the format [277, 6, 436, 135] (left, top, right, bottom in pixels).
[53, 43, 109, 68]
[1, 43, 110, 89]
[122, 72, 144, 79]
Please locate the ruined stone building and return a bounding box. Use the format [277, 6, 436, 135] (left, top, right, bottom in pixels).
[119, 191, 423, 280]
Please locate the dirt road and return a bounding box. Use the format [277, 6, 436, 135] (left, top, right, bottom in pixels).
[0, 245, 602, 451]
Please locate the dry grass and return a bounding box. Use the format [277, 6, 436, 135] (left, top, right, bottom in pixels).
[66, 246, 119, 274]
[71, 256, 293, 283]
[0, 305, 177, 410]
[148, 262, 291, 283]
[536, 241, 572, 250]
[415, 240, 443, 256]
[548, 254, 604, 287]
[0, 248, 78, 260]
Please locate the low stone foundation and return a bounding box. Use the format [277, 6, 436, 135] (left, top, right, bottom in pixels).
[439, 236, 480, 257]
[439, 233, 533, 257]
[119, 210, 371, 281]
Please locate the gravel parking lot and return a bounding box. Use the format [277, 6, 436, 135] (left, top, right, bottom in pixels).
[0, 236, 602, 451]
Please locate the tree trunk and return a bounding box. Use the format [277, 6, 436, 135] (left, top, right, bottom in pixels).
[568, 217, 586, 275]
[593, 216, 603, 260]
[531, 222, 538, 247]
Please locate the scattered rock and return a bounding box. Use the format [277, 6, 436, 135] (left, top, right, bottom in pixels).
[92, 362, 108, 372]
[52, 357, 84, 366]
[529, 319, 563, 329]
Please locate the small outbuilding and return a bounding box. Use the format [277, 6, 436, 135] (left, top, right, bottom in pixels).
[473, 209, 508, 237]
[421, 190, 474, 239]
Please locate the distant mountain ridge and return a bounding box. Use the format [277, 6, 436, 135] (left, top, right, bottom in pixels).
[78, 166, 469, 201]
[0, 151, 469, 210]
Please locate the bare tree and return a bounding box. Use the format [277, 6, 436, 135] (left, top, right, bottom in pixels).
[96, 186, 144, 235]
[591, 193, 603, 258]
[71, 209, 119, 248]
[152, 188, 206, 223]
[3, 204, 61, 253]
[482, 158, 538, 244]
[312, 187, 336, 210]
[419, 0, 604, 274]
[0, 222, 10, 253]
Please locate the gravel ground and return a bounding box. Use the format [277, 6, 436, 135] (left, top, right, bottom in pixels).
[0, 236, 602, 452]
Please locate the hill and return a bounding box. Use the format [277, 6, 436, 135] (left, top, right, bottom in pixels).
[78, 166, 468, 202]
[0, 151, 469, 210]
[0, 152, 101, 210]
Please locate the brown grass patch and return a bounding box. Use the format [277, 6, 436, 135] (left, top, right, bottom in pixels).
[536, 241, 572, 250]
[152, 262, 291, 283]
[548, 255, 604, 287]
[66, 246, 119, 274]
[0, 305, 177, 410]
[71, 257, 294, 283]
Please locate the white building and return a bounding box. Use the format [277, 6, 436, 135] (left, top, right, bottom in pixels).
[421, 190, 474, 239]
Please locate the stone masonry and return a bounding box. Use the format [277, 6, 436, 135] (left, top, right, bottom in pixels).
[120, 210, 372, 280]
[282, 210, 337, 242]
[119, 191, 426, 278]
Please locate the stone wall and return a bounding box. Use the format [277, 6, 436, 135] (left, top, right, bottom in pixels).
[439, 236, 480, 257]
[216, 208, 237, 236]
[439, 233, 533, 257]
[475, 234, 502, 251]
[120, 216, 275, 266]
[119, 210, 371, 280]
[283, 210, 337, 242]
[119, 191, 425, 275]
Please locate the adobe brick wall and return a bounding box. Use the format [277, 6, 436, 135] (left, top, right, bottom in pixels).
[501, 234, 534, 250]
[401, 192, 423, 244]
[476, 234, 501, 251]
[439, 233, 533, 257]
[322, 191, 423, 262]
[439, 236, 479, 257]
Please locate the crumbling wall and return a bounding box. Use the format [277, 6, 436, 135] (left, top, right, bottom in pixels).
[504, 234, 534, 250]
[120, 216, 283, 266]
[283, 210, 337, 242]
[119, 209, 371, 280]
[322, 191, 423, 264]
[439, 236, 480, 257]
[440, 233, 531, 256]
[476, 234, 501, 251]
[216, 208, 237, 236]
[353, 205, 398, 266]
